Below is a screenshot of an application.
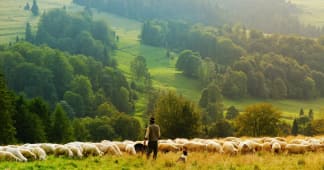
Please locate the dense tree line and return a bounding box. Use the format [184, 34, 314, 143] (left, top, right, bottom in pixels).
[0, 71, 142, 144]
[29, 9, 116, 66]
[0, 42, 134, 114]
[74, 0, 323, 37]
[142, 21, 324, 100]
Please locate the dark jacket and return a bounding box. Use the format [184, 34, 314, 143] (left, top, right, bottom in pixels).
[145, 124, 160, 141]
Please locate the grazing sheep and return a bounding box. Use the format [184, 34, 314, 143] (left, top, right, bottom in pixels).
[222, 142, 238, 155]
[183, 142, 206, 152]
[19, 148, 37, 161]
[174, 138, 189, 145]
[3, 147, 27, 162]
[285, 144, 312, 154]
[81, 143, 102, 157]
[262, 142, 272, 152]
[158, 143, 179, 153]
[95, 143, 121, 156]
[54, 145, 73, 158]
[238, 141, 254, 154]
[271, 142, 281, 154]
[0, 151, 22, 162]
[206, 142, 223, 153]
[114, 142, 127, 152]
[250, 141, 263, 152]
[125, 144, 136, 155]
[39, 143, 56, 155]
[66, 145, 83, 159]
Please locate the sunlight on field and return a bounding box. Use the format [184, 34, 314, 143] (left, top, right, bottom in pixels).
[1, 152, 324, 170]
[0, 0, 73, 44]
[291, 0, 324, 27]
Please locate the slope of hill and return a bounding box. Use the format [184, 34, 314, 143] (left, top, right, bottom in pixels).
[97, 11, 324, 121]
[291, 0, 324, 27]
[0, 0, 73, 43]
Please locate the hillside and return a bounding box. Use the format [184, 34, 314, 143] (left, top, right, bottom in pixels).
[0, 0, 75, 43]
[291, 0, 324, 27]
[96, 11, 324, 121]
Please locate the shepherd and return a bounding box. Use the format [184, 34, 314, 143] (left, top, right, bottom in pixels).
[144, 117, 161, 160]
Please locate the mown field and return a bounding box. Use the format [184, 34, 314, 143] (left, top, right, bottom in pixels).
[1, 152, 324, 170]
[0, 0, 75, 43]
[291, 0, 324, 27]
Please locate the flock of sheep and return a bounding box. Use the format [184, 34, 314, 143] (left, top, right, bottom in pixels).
[1, 136, 324, 162]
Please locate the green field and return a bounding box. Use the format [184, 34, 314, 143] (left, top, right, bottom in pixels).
[0, 0, 74, 43]
[291, 0, 324, 27]
[1, 152, 324, 170]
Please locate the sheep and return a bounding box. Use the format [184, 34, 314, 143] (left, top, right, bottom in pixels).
[271, 142, 281, 154]
[158, 143, 179, 153]
[222, 142, 238, 155]
[285, 144, 312, 154]
[250, 141, 263, 152]
[19, 148, 37, 161]
[65, 145, 83, 159]
[2, 147, 27, 162]
[0, 151, 22, 162]
[174, 138, 189, 145]
[183, 142, 206, 152]
[81, 143, 102, 157]
[206, 142, 223, 153]
[125, 144, 136, 155]
[113, 142, 127, 152]
[95, 143, 121, 156]
[238, 141, 254, 154]
[39, 143, 56, 155]
[262, 142, 272, 152]
[54, 145, 73, 158]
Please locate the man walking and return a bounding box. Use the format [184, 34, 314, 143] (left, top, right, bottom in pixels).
[144, 117, 160, 160]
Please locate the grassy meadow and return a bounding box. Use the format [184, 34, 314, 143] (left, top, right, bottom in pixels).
[99, 11, 324, 122]
[291, 0, 324, 27]
[0, 0, 74, 44]
[1, 152, 324, 170]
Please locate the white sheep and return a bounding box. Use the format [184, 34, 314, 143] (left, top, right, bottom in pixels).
[206, 142, 223, 153]
[285, 144, 311, 154]
[81, 143, 102, 157]
[271, 142, 281, 154]
[222, 142, 238, 155]
[125, 144, 136, 155]
[158, 143, 179, 153]
[0, 151, 22, 162]
[238, 141, 254, 154]
[54, 145, 73, 158]
[3, 147, 27, 162]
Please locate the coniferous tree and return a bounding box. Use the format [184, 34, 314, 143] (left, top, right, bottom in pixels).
[24, 2, 30, 10]
[50, 104, 74, 143]
[14, 96, 46, 143]
[291, 118, 299, 136]
[308, 109, 314, 120]
[25, 22, 33, 42]
[225, 106, 239, 120]
[31, 0, 39, 16]
[0, 73, 16, 144]
[299, 108, 304, 117]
